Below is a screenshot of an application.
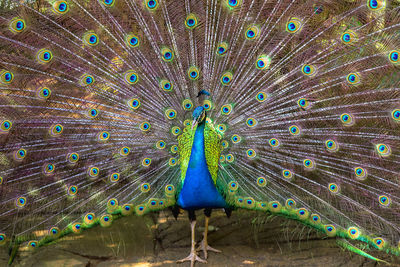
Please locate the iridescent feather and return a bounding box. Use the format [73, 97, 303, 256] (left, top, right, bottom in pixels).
[0, 0, 399, 265]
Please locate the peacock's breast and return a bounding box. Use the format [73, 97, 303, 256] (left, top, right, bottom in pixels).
[177, 122, 227, 210]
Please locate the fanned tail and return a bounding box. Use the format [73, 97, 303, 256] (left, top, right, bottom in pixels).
[0, 0, 399, 264]
[208, 0, 400, 259]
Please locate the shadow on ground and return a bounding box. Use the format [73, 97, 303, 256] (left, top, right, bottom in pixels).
[1, 210, 399, 266]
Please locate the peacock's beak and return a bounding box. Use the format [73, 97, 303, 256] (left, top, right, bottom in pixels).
[191, 111, 205, 130]
[191, 118, 198, 130]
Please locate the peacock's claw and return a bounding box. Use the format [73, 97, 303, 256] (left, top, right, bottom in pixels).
[177, 251, 207, 267]
[196, 239, 221, 259]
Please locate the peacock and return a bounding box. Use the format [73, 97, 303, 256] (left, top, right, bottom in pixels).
[0, 0, 399, 266]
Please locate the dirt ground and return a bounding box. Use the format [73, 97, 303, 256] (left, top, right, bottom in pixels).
[1, 209, 399, 267]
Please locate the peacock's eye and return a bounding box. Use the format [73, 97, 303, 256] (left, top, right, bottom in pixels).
[53, 1, 69, 14]
[376, 143, 391, 157]
[285, 199, 296, 209]
[188, 66, 200, 80]
[142, 158, 151, 167]
[227, 0, 241, 8]
[301, 64, 316, 76]
[220, 71, 233, 86]
[368, 0, 385, 11]
[325, 139, 338, 152]
[257, 177, 267, 187]
[83, 32, 99, 46]
[289, 125, 300, 135]
[9, 18, 26, 33]
[286, 17, 303, 33]
[161, 47, 174, 62]
[282, 170, 293, 180]
[125, 33, 139, 47]
[185, 14, 198, 29]
[245, 26, 259, 40]
[246, 118, 257, 127]
[389, 50, 399, 64]
[221, 104, 232, 115]
[269, 138, 280, 148]
[216, 42, 228, 56]
[101, 0, 115, 6]
[165, 108, 177, 120]
[36, 49, 53, 64]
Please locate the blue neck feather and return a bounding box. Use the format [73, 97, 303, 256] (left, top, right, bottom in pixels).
[177, 121, 226, 210]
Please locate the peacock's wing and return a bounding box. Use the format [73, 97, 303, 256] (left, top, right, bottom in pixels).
[177, 122, 221, 186]
[177, 125, 196, 184]
[204, 122, 222, 185]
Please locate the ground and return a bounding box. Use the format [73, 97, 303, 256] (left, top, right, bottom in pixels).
[1, 210, 399, 267]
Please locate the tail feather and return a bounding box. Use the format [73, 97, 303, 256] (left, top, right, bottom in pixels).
[0, 0, 399, 263]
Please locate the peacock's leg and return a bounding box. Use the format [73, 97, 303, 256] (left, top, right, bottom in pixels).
[177, 210, 207, 267]
[197, 209, 221, 259]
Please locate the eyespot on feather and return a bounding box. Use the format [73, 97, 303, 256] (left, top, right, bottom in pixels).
[52, 1, 69, 15]
[9, 17, 26, 33]
[0, 70, 14, 84]
[100, 214, 113, 227]
[286, 17, 303, 33]
[285, 198, 296, 209]
[324, 224, 337, 237]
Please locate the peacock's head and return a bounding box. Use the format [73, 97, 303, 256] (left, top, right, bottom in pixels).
[192, 106, 206, 130]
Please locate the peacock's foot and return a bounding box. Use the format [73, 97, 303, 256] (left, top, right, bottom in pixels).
[177, 251, 207, 267]
[196, 239, 221, 259]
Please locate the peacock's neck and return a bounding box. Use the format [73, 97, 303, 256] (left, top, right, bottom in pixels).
[188, 120, 206, 168]
[177, 118, 227, 209]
